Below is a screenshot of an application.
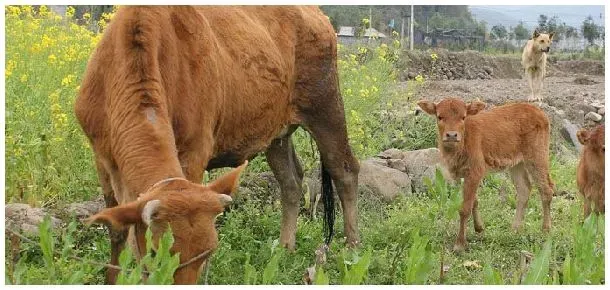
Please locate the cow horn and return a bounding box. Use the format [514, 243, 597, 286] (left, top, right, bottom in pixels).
[141, 199, 161, 226]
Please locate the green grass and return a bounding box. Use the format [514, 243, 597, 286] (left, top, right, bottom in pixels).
[5, 7, 604, 285]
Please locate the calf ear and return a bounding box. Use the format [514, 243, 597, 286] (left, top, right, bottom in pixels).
[532, 29, 540, 39]
[467, 101, 486, 115]
[549, 32, 555, 40]
[417, 100, 436, 115]
[207, 160, 248, 196]
[577, 129, 590, 145]
[85, 200, 143, 230]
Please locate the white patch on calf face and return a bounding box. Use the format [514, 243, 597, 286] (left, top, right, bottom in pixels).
[145, 107, 157, 124]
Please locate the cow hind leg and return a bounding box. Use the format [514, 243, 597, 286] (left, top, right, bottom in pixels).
[472, 198, 484, 233]
[265, 136, 303, 250]
[299, 104, 360, 246]
[510, 163, 532, 231]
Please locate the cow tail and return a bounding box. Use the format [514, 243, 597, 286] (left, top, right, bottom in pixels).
[321, 160, 335, 245]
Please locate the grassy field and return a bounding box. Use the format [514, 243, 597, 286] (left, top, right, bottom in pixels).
[4, 6, 605, 285]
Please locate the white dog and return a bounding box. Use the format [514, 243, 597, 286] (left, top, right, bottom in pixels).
[522, 30, 554, 102]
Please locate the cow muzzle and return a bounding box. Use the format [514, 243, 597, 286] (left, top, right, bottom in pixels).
[443, 131, 461, 142]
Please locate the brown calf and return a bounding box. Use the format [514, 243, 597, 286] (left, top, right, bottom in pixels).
[577, 125, 605, 218]
[75, 6, 359, 284]
[418, 98, 554, 252]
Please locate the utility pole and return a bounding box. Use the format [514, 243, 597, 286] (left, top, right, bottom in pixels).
[401, 17, 405, 46]
[410, 5, 414, 50]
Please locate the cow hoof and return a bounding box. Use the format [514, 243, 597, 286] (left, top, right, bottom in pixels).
[475, 225, 485, 233]
[511, 223, 523, 232]
[453, 243, 466, 253]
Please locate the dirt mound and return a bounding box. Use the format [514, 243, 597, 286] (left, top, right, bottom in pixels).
[398, 49, 604, 81]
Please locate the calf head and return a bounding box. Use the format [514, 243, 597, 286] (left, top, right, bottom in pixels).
[578, 125, 605, 169]
[532, 29, 555, 53]
[87, 161, 248, 284]
[418, 98, 486, 151]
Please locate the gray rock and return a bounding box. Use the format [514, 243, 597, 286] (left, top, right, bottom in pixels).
[358, 159, 412, 201]
[585, 111, 603, 122]
[483, 66, 493, 75]
[400, 148, 452, 192]
[560, 119, 583, 152]
[67, 198, 105, 219]
[598, 106, 605, 115]
[6, 203, 61, 236]
[378, 148, 406, 160]
[577, 104, 597, 115]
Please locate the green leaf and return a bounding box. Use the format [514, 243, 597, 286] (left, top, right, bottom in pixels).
[483, 262, 503, 285]
[262, 248, 282, 284]
[524, 240, 552, 285]
[243, 255, 257, 285]
[314, 266, 330, 285]
[38, 216, 55, 282]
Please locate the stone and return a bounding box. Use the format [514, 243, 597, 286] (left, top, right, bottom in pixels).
[66, 198, 105, 219]
[585, 111, 603, 122]
[5, 203, 61, 236]
[400, 148, 452, 192]
[358, 159, 412, 201]
[598, 106, 605, 116]
[560, 119, 583, 152]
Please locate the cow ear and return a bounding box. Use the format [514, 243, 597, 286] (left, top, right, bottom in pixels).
[417, 100, 436, 115]
[467, 101, 486, 115]
[207, 161, 248, 196]
[85, 200, 143, 230]
[549, 32, 555, 40]
[532, 29, 540, 39]
[577, 129, 590, 145]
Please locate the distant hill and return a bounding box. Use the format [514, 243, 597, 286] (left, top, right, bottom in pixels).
[470, 5, 605, 30]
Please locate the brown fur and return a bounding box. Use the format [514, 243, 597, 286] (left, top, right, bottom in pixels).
[418, 98, 554, 252]
[522, 30, 554, 102]
[577, 125, 605, 218]
[76, 6, 360, 284]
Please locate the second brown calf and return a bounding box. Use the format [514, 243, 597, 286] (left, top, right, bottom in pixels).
[577, 125, 605, 218]
[418, 98, 554, 252]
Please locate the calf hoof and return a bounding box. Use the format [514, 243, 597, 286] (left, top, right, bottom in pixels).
[280, 240, 296, 252]
[474, 225, 485, 233]
[453, 242, 467, 253]
[542, 224, 551, 233]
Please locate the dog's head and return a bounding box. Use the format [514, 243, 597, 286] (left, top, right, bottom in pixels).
[532, 30, 554, 53]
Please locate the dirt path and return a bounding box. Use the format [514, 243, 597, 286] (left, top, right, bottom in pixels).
[413, 75, 605, 126]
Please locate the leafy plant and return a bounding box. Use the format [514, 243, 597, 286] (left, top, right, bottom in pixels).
[115, 227, 180, 285]
[336, 248, 373, 284]
[523, 240, 552, 284]
[402, 230, 435, 284]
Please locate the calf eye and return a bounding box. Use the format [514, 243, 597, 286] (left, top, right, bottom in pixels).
[437, 116, 443, 121]
[462, 116, 466, 121]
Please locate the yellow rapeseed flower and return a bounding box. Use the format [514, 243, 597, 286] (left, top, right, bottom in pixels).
[66, 6, 75, 18]
[20, 74, 28, 83]
[48, 54, 57, 64]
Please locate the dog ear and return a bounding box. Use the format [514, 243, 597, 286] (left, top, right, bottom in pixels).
[549, 32, 555, 40]
[532, 29, 540, 39]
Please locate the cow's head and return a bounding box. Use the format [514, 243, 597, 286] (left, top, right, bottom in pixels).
[87, 161, 248, 284]
[418, 98, 486, 151]
[578, 125, 605, 167]
[532, 29, 554, 53]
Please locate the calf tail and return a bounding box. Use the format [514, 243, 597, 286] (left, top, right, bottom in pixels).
[321, 161, 335, 245]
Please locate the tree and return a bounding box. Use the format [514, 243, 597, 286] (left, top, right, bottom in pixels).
[582, 15, 601, 45]
[514, 21, 530, 42]
[491, 24, 508, 40]
[537, 14, 548, 32]
[565, 26, 578, 39]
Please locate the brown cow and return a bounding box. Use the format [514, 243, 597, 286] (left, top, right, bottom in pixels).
[418, 98, 554, 252]
[75, 6, 360, 284]
[577, 125, 605, 218]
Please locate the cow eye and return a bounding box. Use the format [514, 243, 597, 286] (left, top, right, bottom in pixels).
[462, 116, 466, 121]
[437, 116, 443, 121]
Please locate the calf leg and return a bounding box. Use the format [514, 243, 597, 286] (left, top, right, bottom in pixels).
[583, 196, 592, 219]
[526, 161, 554, 232]
[510, 163, 532, 231]
[265, 136, 303, 250]
[454, 171, 483, 252]
[472, 198, 484, 233]
[95, 159, 125, 285]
